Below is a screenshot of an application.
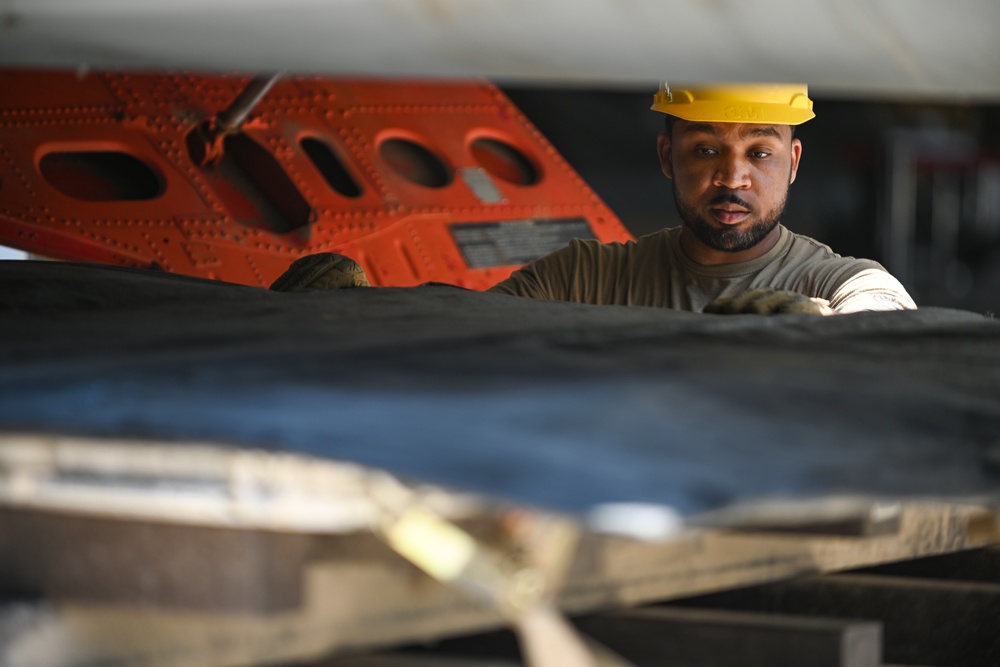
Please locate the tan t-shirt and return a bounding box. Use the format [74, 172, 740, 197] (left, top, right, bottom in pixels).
[489, 225, 916, 313]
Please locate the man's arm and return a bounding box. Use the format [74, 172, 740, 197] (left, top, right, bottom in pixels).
[488, 239, 599, 302]
[704, 268, 916, 316]
[827, 268, 917, 313]
[487, 256, 559, 299]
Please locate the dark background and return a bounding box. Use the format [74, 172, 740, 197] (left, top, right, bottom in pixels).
[504, 86, 1000, 314]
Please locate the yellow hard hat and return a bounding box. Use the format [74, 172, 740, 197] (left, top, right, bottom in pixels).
[651, 82, 815, 125]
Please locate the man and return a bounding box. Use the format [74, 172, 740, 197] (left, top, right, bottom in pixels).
[273, 83, 915, 315]
[488, 83, 916, 315]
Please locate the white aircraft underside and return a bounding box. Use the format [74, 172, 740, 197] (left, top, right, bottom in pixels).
[1, 0, 999, 99]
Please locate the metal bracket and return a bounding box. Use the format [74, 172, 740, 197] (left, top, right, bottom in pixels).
[368, 473, 635, 667]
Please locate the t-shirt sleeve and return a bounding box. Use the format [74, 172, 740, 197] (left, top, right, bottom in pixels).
[488, 238, 628, 303]
[828, 268, 917, 313]
[487, 241, 581, 300]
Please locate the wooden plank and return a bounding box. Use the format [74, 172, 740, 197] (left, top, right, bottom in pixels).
[574, 607, 881, 667]
[727, 512, 901, 538]
[561, 504, 999, 612]
[669, 573, 1000, 666]
[691, 497, 906, 537]
[855, 546, 1000, 583]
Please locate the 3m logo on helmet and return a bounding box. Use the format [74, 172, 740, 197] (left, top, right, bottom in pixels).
[724, 105, 764, 120]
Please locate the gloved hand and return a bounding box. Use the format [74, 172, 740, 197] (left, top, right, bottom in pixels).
[269, 253, 371, 292]
[704, 288, 832, 315]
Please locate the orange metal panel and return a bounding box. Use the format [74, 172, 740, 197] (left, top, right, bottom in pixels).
[0, 70, 631, 289]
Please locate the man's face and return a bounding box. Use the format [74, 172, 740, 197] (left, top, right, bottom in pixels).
[657, 120, 802, 256]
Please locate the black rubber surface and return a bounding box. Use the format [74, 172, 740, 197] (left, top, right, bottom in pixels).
[2, 260, 999, 515]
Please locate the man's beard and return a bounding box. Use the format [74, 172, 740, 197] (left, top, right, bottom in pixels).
[675, 187, 787, 253]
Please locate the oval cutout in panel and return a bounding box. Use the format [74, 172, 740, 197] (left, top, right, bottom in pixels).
[300, 137, 363, 198]
[379, 137, 451, 188]
[470, 137, 539, 186]
[39, 151, 163, 201]
[215, 133, 313, 234]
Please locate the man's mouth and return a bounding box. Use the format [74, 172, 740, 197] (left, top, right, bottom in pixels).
[708, 196, 752, 225]
[709, 205, 751, 225]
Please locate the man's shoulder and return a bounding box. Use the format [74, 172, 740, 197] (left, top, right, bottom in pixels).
[782, 229, 884, 270]
[614, 227, 680, 254]
[770, 228, 894, 298]
[782, 229, 840, 257]
[564, 227, 675, 256]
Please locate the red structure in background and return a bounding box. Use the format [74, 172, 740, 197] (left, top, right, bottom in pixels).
[0, 70, 631, 289]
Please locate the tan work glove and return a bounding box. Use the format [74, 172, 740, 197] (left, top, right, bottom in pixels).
[269, 253, 371, 292]
[704, 288, 832, 316]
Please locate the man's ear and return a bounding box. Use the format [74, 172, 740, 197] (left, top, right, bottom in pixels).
[657, 132, 673, 180]
[789, 137, 802, 184]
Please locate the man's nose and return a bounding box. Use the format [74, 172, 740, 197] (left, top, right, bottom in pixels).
[712, 155, 752, 189]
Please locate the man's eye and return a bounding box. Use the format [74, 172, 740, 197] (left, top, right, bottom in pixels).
[750, 151, 771, 159]
[695, 147, 717, 156]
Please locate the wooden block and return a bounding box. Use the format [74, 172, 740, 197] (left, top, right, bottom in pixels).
[574, 607, 881, 667]
[320, 655, 522, 666]
[670, 573, 1000, 666]
[0, 508, 310, 613]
